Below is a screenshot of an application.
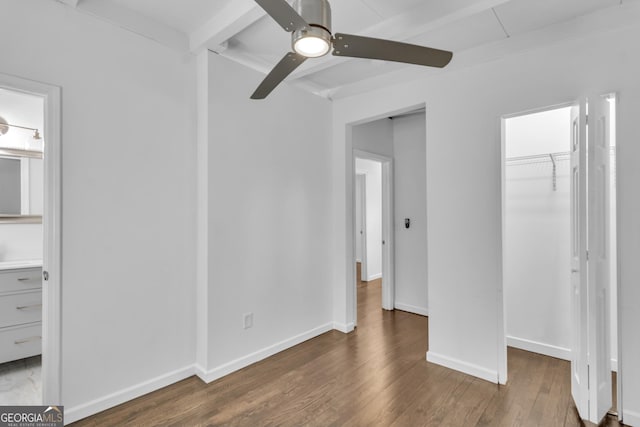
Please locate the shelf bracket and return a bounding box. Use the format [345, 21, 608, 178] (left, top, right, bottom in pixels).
[549, 153, 557, 191]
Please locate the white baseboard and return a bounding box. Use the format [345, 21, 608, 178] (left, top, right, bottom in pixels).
[394, 302, 428, 317]
[65, 364, 195, 425]
[366, 273, 382, 281]
[611, 358, 618, 372]
[507, 336, 571, 361]
[426, 351, 498, 384]
[197, 323, 333, 384]
[623, 410, 640, 427]
[333, 321, 355, 333]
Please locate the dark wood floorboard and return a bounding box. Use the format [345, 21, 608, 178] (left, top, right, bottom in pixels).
[72, 280, 625, 427]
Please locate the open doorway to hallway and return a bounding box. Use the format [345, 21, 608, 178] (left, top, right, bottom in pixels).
[350, 109, 428, 325]
[502, 100, 620, 424]
[355, 158, 383, 292]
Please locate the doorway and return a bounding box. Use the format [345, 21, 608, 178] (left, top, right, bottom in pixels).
[0, 73, 61, 405]
[352, 150, 394, 324]
[500, 98, 620, 424]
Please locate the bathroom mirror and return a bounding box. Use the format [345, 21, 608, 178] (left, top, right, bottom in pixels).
[0, 148, 43, 223]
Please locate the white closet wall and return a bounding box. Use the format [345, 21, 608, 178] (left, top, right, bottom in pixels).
[504, 108, 572, 359]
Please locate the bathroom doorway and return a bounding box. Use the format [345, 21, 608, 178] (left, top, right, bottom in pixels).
[0, 73, 61, 405]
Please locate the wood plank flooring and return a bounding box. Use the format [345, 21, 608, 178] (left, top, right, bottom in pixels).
[72, 280, 624, 426]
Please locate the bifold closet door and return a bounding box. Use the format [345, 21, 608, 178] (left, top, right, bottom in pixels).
[569, 96, 613, 424]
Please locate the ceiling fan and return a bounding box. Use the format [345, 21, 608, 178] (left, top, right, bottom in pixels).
[250, 0, 453, 99]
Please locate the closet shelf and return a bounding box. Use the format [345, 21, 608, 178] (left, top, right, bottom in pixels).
[506, 147, 616, 191]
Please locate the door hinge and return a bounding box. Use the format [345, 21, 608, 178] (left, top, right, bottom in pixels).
[586, 250, 589, 261]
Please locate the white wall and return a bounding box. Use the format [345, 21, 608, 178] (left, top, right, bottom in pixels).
[0, 0, 196, 421]
[331, 11, 640, 419]
[201, 51, 334, 376]
[0, 225, 42, 261]
[352, 118, 393, 157]
[355, 158, 382, 280]
[0, 88, 43, 151]
[392, 114, 428, 316]
[504, 108, 572, 360]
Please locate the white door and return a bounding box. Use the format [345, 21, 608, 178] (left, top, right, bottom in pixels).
[570, 96, 614, 424]
[570, 101, 589, 419]
[587, 95, 612, 422]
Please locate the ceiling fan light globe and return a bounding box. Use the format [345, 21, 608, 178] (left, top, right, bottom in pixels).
[294, 36, 330, 58]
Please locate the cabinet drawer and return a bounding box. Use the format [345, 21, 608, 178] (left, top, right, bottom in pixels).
[0, 323, 41, 364]
[0, 268, 42, 293]
[0, 291, 42, 328]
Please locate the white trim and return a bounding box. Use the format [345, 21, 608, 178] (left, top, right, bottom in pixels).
[333, 322, 355, 334]
[197, 323, 333, 384]
[611, 358, 618, 373]
[507, 336, 571, 361]
[623, 410, 640, 427]
[189, 2, 264, 52]
[195, 49, 210, 376]
[0, 73, 63, 405]
[426, 351, 499, 384]
[65, 365, 196, 424]
[366, 273, 382, 281]
[394, 302, 428, 317]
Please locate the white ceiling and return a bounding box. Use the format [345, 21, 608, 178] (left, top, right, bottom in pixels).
[61, 0, 632, 99]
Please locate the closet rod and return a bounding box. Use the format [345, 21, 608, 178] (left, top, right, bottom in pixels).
[505, 151, 569, 163]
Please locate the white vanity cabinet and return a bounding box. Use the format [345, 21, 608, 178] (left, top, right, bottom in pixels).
[0, 263, 42, 364]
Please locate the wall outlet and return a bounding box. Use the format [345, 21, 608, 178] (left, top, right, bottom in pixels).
[243, 312, 253, 329]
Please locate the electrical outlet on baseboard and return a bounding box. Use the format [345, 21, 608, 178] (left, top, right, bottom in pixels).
[243, 312, 253, 329]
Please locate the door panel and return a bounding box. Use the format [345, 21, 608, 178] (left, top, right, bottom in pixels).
[588, 95, 612, 422]
[570, 101, 589, 419]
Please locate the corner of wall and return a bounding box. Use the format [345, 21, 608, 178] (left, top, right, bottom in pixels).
[426, 351, 499, 384]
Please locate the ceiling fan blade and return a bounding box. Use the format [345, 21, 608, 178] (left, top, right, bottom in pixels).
[251, 52, 307, 99]
[254, 0, 308, 32]
[332, 33, 453, 68]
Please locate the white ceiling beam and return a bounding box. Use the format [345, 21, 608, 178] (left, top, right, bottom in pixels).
[288, 0, 513, 80]
[73, 0, 189, 52]
[190, 1, 266, 53]
[57, 0, 80, 7]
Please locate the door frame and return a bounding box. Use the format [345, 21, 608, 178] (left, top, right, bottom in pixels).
[353, 150, 395, 320]
[499, 98, 623, 422]
[0, 72, 62, 404]
[341, 102, 424, 331]
[355, 173, 368, 282]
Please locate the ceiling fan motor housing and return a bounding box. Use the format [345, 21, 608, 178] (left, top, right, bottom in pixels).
[291, 0, 332, 54]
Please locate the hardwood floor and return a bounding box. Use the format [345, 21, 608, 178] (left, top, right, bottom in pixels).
[72, 281, 624, 426]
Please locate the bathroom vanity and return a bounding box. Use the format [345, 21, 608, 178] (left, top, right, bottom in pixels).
[0, 260, 42, 364]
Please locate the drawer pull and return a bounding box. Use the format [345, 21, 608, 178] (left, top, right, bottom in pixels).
[16, 304, 42, 311]
[14, 336, 41, 345]
[17, 277, 39, 282]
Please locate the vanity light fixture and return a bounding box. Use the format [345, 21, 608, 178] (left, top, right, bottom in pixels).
[0, 115, 42, 140]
